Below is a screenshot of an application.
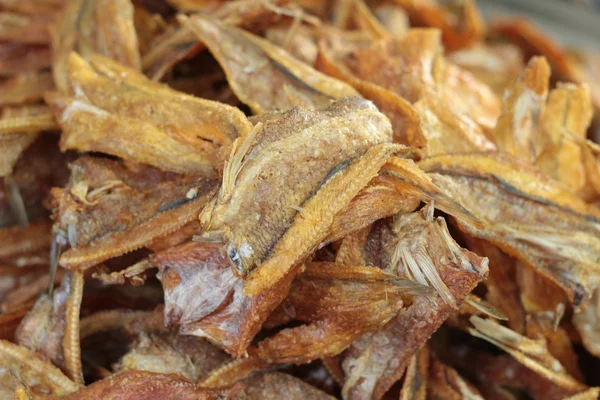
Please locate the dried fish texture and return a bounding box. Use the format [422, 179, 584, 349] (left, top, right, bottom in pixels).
[53, 157, 218, 269]
[449, 43, 525, 96]
[464, 350, 583, 400]
[199, 351, 271, 388]
[0, 265, 46, 304]
[427, 356, 484, 400]
[0, 72, 54, 106]
[47, 53, 252, 177]
[492, 57, 550, 161]
[379, 157, 483, 228]
[414, 90, 496, 157]
[156, 98, 398, 355]
[115, 332, 228, 381]
[333, 28, 500, 132]
[256, 262, 429, 363]
[0, 135, 69, 228]
[237, 372, 336, 400]
[14, 275, 72, 369]
[153, 241, 233, 334]
[324, 174, 421, 244]
[133, 5, 166, 58]
[51, 0, 141, 90]
[517, 260, 568, 314]
[569, 50, 600, 112]
[79, 309, 159, 339]
[1, 269, 64, 315]
[92, 258, 154, 286]
[116, 336, 203, 382]
[154, 227, 295, 358]
[316, 30, 425, 146]
[341, 205, 488, 400]
[525, 309, 583, 381]
[419, 153, 600, 305]
[349, 29, 441, 104]
[463, 235, 526, 332]
[0, 105, 49, 177]
[0, 339, 78, 396]
[140, 25, 200, 81]
[536, 83, 593, 194]
[399, 346, 428, 400]
[265, 25, 318, 65]
[468, 316, 586, 394]
[182, 15, 359, 113]
[61, 371, 240, 399]
[201, 97, 393, 279]
[574, 288, 600, 357]
[332, 0, 389, 40]
[63, 270, 84, 385]
[439, 61, 501, 132]
[142, 0, 309, 80]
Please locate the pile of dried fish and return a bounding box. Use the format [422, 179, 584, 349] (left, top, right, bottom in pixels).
[2, 0, 600, 398]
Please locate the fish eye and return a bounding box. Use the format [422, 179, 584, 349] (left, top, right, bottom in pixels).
[227, 245, 246, 276]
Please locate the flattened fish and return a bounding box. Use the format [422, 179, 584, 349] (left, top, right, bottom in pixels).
[341, 205, 488, 399]
[156, 98, 399, 356]
[492, 57, 550, 161]
[55, 157, 217, 269]
[182, 15, 359, 113]
[51, 0, 141, 90]
[419, 153, 600, 305]
[46, 53, 252, 177]
[469, 316, 586, 394]
[256, 263, 429, 364]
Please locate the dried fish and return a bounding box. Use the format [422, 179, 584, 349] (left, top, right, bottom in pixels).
[1, 1, 600, 398]
[537, 83, 593, 194]
[492, 56, 550, 161]
[341, 205, 488, 399]
[47, 53, 252, 177]
[237, 372, 336, 400]
[53, 157, 218, 269]
[0, 105, 50, 178]
[51, 0, 141, 90]
[414, 91, 496, 157]
[469, 316, 586, 393]
[0, 72, 54, 106]
[155, 98, 400, 355]
[419, 153, 600, 305]
[14, 274, 72, 369]
[448, 43, 524, 96]
[182, 15, 359, 113]
[257, 262, 429, 363]
[115, 331, 228, 381]
[316, 31, 425, 146]
[399, 346, 429, 400]
[63, 270, 84, 385]
[60, 371, 239, 399]
[0, 339, 78, 396]
[428, 356, 484, 400]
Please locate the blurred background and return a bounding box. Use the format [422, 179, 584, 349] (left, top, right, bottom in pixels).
[480, 0, 600, 51]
